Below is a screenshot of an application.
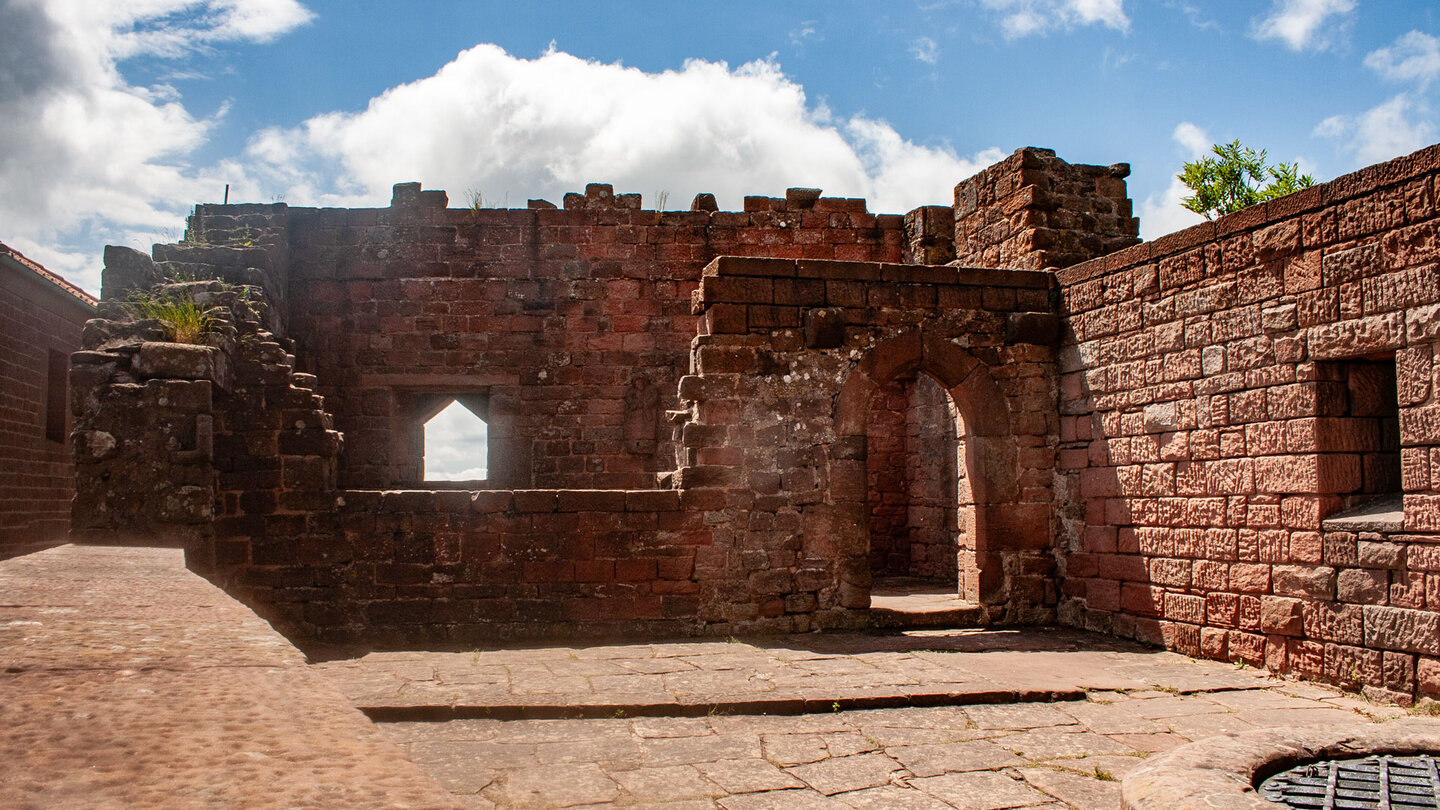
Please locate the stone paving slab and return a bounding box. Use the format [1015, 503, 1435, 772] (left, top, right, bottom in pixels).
[316, 629, 1428, 808]
[314, 628, 1276, 720]
[0, 545, 461, 809]
[375, 686, 1418, 809]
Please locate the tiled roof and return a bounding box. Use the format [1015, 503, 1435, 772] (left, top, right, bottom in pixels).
[0, 240, 97, 308]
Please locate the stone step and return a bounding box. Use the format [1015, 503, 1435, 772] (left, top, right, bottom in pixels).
[868, 604, 986, 630]
[153, 243, 272, 267]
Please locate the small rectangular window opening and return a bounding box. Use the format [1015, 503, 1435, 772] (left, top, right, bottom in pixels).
[44, 349, 67, 444]
[1320, 355, 1402, 531]
[1342, 356, 1401, 503]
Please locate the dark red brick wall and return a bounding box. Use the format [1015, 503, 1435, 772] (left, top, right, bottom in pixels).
[866, 374, 961, 582]
[1056, 143, 1440, 703]
[0, 256, 94, 557]
[193, 257, 1061, 645]
[223, 488, 710, 647]
[280, 185, 906, 490]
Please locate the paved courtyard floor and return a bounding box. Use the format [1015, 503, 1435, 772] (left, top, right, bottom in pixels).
[316, 629, 1416, 809]
[1, 544, 1430, 810]
[0, 544, 461, 808]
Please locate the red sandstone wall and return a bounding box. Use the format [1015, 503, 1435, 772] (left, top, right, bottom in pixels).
[866, 374, 962, 582]
[0, 247, 93, 558]
[1057, 144, 1440, 703]
[954, 147, 1140, 272]
[674, 257, 1061, 629]
[233, 488, 711, 646]
[71, 152, 1133, 645]
[199, 257, 1062, 644]
[281, 184, 907, 491]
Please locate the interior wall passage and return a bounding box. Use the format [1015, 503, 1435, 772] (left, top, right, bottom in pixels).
[865, 372, 973, 588]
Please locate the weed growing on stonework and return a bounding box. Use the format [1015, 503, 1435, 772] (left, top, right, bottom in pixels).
[1093, 767, 1116, 781]
[467, 188, 508, 213]
[229, 227, 258, 248]
[130, 292, 214, 345]
[1411, 699, 1440, 717]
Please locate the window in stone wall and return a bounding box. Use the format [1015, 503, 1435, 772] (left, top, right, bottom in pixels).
[1346, 356, 1401, 502]
[423, 398, 488, 482]
[1320, 355, 1401, 520]
[44, 349, 66, 444]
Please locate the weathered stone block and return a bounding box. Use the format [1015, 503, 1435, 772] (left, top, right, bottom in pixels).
[1254, 220, 1302, 260]
[1303, 601, 1364, 644]
[1006, 312, 1060, 345]
[1260, 596, 1305, 636]
[1307, 312, 1405, 360]
[1272, 564, 1336, 599]
[1363, 604, 1440, 655]
[133, 341, 229, 388]
[1337, 567, 1389, 603]
[802, 307, 846, 349]
[1357, 540, 1405, 569]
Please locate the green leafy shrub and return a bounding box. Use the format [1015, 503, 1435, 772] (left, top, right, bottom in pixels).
[1179, 140, 1315, 219]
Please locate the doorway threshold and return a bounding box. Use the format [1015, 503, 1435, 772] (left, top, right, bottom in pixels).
[869, 576, 984, 629]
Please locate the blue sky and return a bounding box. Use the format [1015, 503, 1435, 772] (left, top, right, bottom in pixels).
[4, 0, 1440, 295]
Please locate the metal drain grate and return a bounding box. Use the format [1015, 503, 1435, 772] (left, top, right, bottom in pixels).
[1259, 754, 1440, 810]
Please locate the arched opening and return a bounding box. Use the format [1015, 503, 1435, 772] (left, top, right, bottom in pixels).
[829, 330, 1020, 623]
[865, 372, 978, 605]
[423, 399, 489, 482]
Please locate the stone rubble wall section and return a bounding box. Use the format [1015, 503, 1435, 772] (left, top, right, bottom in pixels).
[70, 242, 342, 568]
[672, 257, 1060, 630]
[282, 183, 913, 491]
[954, 146, 1141, 272]
[70, 163, 1117, 644]
[164, 202, 294, 336]
[1056, 142, 1440, 703]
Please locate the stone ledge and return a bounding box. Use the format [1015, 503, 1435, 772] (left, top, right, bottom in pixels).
[1121, 719, 1440, 810]
[1322, 496, 1405, 533]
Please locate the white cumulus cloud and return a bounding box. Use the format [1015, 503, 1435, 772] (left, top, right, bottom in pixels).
[1250, 0, 1355, 52]
[0, 0, 313, 292]
[243, 44, 1001, 217]
[1315, 93, 1436, 167]
[424, 401, 488, 481]
[979, 0, 1130, 38]
[1364, 30, 1440, 87]
[1137, 122, 1209, 240]
[5, 4, 1005, 294]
